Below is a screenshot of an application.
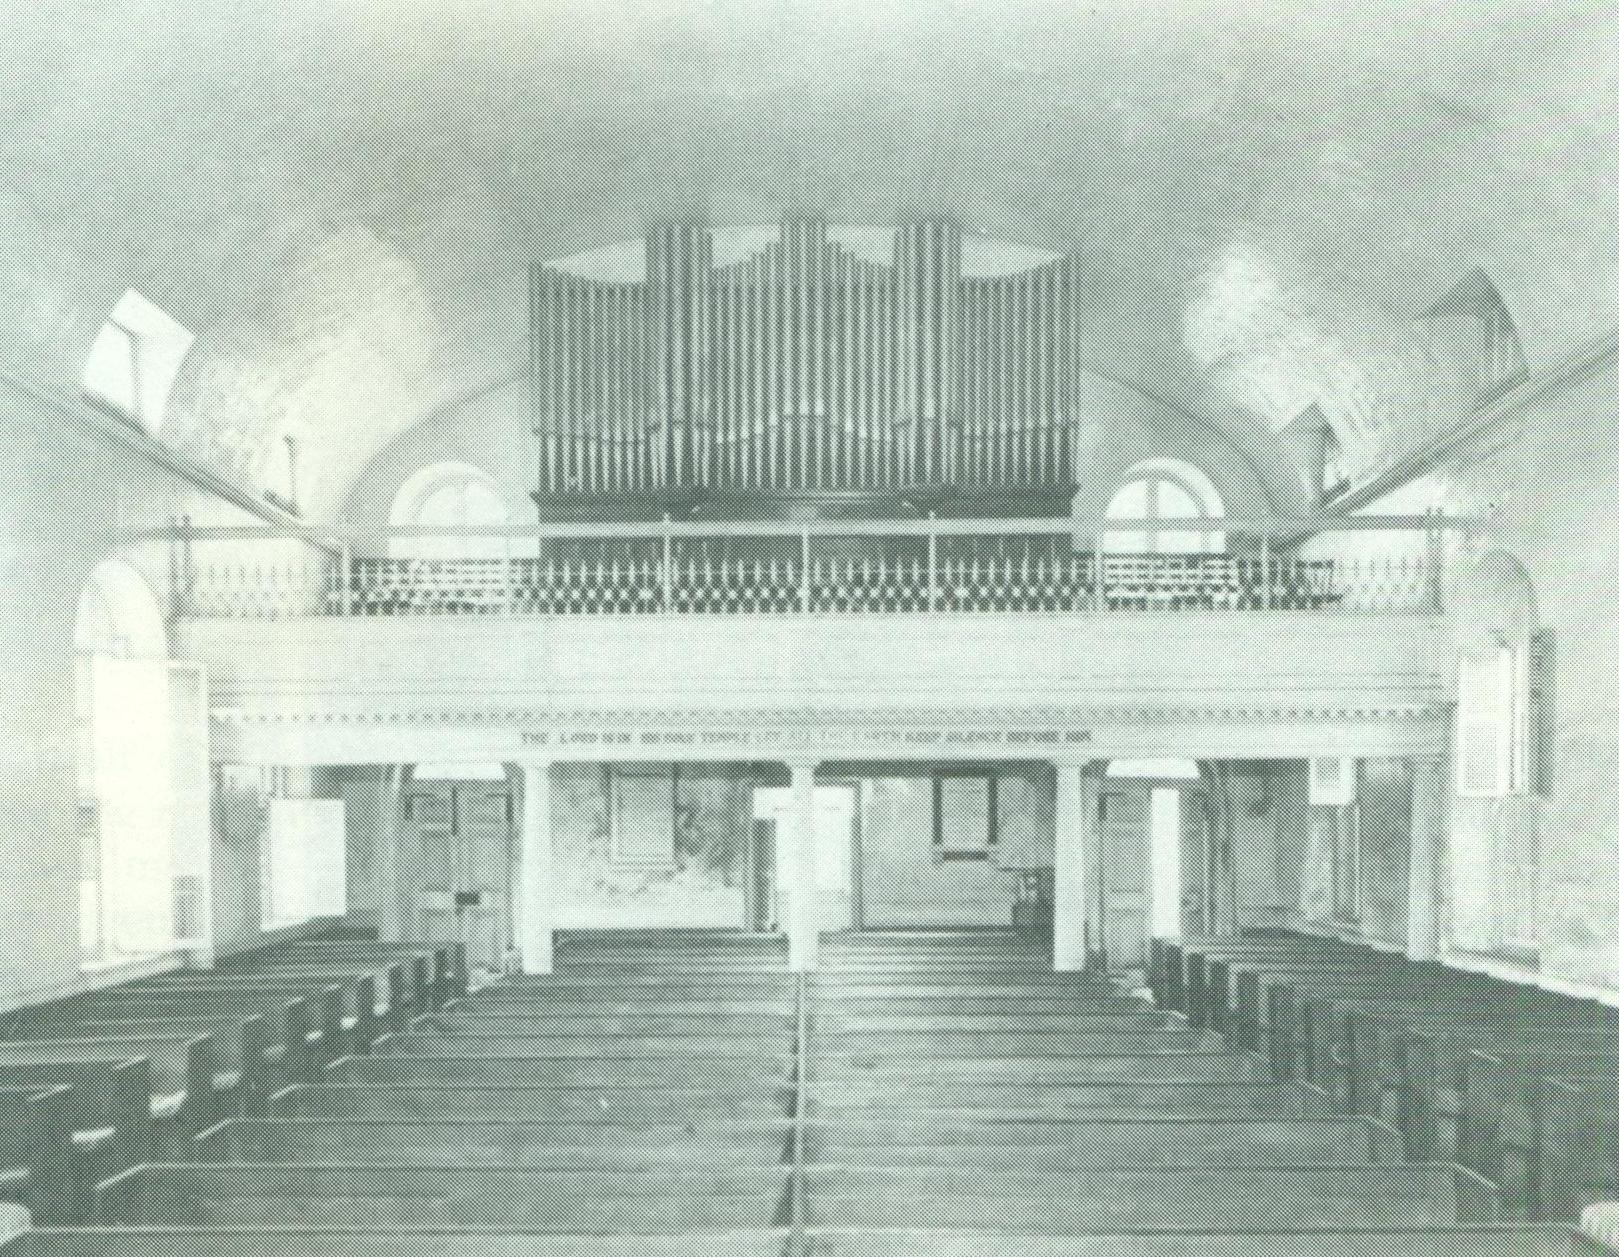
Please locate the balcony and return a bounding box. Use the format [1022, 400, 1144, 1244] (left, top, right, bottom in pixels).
[170, 516, 1450, 620]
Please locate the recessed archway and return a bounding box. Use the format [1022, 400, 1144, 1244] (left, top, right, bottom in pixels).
[74, 561, 172, 963]
[388, 462, 513, 561]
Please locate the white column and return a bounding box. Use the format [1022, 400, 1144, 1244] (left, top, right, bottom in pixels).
[375, 765, 407, 944]
[785, 760, 820, 972]
[1053, 759, 1094, 971]
[518, 760, 554, 975]
[1407, 753, 1448, 962]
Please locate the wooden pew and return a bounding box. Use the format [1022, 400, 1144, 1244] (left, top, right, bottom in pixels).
[1212, 953, 1460, 1037]
[1263, 977, 1600, 1084]
[209, 958, 428, 1021]
[455, 994, 797, 1017]
[131, 970, 388, 1047]
[815, 1228, 1604, 1257]
[801, 1080, 1338, 1120]
[1222, 962, 1496, 1048]
[1279, 986, 1613, 1098]
[0, 1226, 1597, 1257]
[0, 1059, 150, 1177]
[1232, 964, 1524, 1056]
[8, 992, 313, 1098]
[1463, 1052, 1619, 1221]
[801, 1114, 1400, 1166]
[93, 1163, 796, 1230]
[799, 1163, 1501, 1231]
[1164, 934, 1387, 1024]
[817, 1048, 1271, 1086]
[376, 1025, 1193, 1059]
[324, 1052, 797, 1088]
[371, 1031, 801, 1059]
[0, 1086, 84, 1224]
[0, 1036, 225, 1137]
[92, 1162, 1497, 1231]
[1336, 1015, 1618, 1133]
[186, 1112, 1395, 1170]
[127, 971, 357, 1062]
[271, 1082, 798, 1122]
[273, 940, 467, 1003]
[423, 1009, 796, 1037]
[3, 1230, 791, 1257]
[193, 1116, 797, 1167]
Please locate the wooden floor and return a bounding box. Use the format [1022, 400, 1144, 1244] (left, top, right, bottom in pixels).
[0, 929, 1603, 1256]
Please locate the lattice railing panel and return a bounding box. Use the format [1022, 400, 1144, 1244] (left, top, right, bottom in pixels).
[183, 536, 1442, 618]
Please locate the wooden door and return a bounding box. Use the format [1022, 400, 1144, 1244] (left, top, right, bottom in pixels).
[1098, 785, 1151, 973]
[404, 781, 515, 977]
[1179, 788, 1212, 938]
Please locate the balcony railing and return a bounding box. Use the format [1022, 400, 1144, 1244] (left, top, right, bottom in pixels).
[164, 516, 1453, 620]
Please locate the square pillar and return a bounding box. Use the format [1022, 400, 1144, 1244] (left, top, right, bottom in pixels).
[1053, 759, 1096, 971]
[1407, 753, 1448, 962]
[518, 760, 554, 975]
[784, 760, 820, 972]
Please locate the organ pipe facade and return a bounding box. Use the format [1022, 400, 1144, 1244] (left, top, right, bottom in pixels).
[531, 216, 1083, 501]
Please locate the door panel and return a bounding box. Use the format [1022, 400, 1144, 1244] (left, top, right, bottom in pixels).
[1179, 790, 1211, 938]
[1099, 787, 1150, 973]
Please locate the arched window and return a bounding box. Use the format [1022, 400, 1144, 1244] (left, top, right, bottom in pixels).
[1450, 550, 1546, 957]
[388, 464, 512, 561]
[1103, 460, 1225, 554]
[81, 290, 194, 434]
[75, 562, 175, 964]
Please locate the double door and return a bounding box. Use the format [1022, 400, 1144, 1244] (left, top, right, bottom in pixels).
[402, 779, 515, 976]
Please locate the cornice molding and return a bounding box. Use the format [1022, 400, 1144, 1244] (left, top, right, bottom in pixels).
[214, 701, 1442, 727]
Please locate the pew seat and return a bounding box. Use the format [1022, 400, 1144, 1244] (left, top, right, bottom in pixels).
[0, 1037, 224, 1130]
[93, 1164, 795, 1231]
[0, 1087, 81, 1224]
[194, 1117, 796, 1167]
[270, 1083, 796, 1122]
[326, 1053, 796, 1087]
[802, 1080, 1336, 1118]
[799, 1164, 1501, 1231]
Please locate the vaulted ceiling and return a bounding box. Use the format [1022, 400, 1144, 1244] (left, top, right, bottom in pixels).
[3, 0, 1614, 517]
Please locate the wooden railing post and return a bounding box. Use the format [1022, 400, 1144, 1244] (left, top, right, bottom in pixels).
[927, 513, 938, 612]
[338, 543, 352, 616]
[661, 514, 674, 612]
[800, 529, 812, 613]
[1260, 532, 1272, 611]
[1426, 509, 1445, 613]
[1093, 530, 1106, 612]
[178, 514, 195, 619]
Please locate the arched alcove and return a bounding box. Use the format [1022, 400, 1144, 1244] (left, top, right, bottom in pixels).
[74, 561, 173, 962]
[1447, 547, 1544, 957]
[388, 462, 513, 561]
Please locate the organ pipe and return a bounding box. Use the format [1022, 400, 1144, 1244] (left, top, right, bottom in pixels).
[531, 217, 1083, 496]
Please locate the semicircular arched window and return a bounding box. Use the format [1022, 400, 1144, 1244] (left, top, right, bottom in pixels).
[388, 464, 512, 561]
[1103, 461, 1225, 554]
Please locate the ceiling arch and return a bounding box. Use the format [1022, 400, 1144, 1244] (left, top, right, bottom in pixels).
[0, 0, 1612, 519]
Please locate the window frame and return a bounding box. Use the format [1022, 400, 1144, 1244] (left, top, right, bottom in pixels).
[1100, 461, 1226, 555]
